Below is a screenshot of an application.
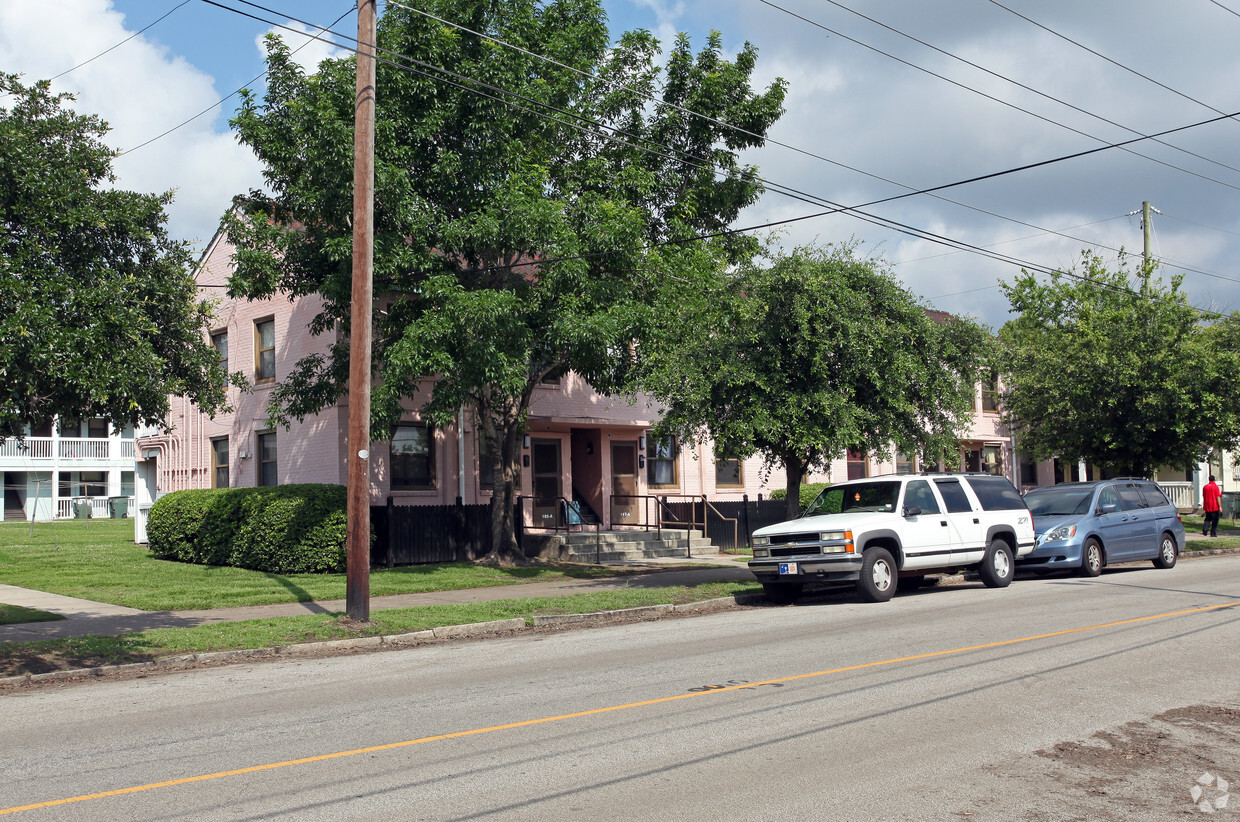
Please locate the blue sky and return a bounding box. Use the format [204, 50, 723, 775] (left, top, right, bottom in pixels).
[5, 0, 1240, 328]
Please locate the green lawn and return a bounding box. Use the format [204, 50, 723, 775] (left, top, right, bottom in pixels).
[0, 604, 64, 625]
[0, 519, 715, 611]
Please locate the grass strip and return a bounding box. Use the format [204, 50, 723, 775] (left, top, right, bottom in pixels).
[0, 604, 65, 626]
[0, 581, 762, 678]
[0, 520, 707, 610]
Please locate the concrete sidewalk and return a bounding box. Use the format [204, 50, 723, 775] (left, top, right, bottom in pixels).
[0, 558, 756, 643]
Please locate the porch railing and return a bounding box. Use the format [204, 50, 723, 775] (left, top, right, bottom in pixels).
[0, 437, 132, 461]
[1157, 481, 1194, 510]
[516, 495, 602, 561]
[609, 494, 739, 557]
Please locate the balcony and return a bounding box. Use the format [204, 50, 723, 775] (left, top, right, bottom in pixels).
[0, 437, 135, 463]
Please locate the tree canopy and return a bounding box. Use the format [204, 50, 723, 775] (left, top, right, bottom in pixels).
[0, 74, 227, 439]
[998, 251, 1240, 478]
[226, 0, 786, 562]
[637, 241, 994, 519]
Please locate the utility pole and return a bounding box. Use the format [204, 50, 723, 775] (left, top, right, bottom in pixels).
[1127, 201, 1161, 266]
[346, 0, 376, 622]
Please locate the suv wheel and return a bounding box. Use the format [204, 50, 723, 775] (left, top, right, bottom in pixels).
[1079, 538, 1103, 578]
[762, 582, 804, 604]
[1153, 533, 1178, 569]
[858, 547, 896, 603]
[978, 539, 1014, 588]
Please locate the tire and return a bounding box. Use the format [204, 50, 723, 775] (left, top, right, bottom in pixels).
[897, 575, 925, 593]
[857, 548, 897, 602]
[762, 582, 803, 604]
[1153, 532, 1178, 569]
[1079, 538, 1103, 578]
[978, 539, 1014, 588]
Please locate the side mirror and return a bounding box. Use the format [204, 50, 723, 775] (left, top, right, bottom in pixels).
[1098, 503, 1118, 515]
[902, 505, 922, 518]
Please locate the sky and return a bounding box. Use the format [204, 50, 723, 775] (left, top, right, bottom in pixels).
[4, 0, 1240, 329]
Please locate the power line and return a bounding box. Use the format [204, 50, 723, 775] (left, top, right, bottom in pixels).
[48, 0, 191, 82]
[985, 0, 1240, 125]
[756, 0, 1240, 193]
[200, 0, 1234, 319]
[775, 0, 1240, 179]
[118, 3, 356, 157]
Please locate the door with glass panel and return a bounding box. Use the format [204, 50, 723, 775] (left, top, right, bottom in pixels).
[531, 439, 562, 528]
[610, 443, 639, 525]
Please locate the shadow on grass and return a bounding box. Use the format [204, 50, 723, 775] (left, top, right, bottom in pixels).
[0, 604, 67, 625]
[261, 573, 324, 609]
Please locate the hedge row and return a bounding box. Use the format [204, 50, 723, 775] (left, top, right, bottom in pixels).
[146, 484, 349, 574]
[767, 483, 831, 511]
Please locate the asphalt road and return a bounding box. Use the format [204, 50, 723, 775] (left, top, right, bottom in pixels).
[3, 556, 1239, 821]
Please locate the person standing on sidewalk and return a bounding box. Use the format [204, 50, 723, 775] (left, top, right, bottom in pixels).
[1202, 475, 1222, 537]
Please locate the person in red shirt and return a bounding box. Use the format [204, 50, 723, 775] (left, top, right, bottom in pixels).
[1202, 475, 1222, 537]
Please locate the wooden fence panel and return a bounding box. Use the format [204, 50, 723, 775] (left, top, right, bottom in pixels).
[371, 503, 493, 566]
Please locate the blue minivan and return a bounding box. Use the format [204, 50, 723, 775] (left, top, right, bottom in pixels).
[1017, 479, 1184, 576]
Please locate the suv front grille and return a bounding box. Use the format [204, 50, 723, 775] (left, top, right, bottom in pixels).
[768, 532, 819, 546]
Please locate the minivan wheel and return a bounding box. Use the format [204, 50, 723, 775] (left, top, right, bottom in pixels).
[1153, 533, 1178, 569]
[1079, 538, 1103, 578]
[978, 539, 1014, 588]
[762, 582, 803, 604]
[857, 548, 896, 603]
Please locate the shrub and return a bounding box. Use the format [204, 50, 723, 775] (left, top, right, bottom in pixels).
[767, 483, 831, 511]
[147, 484, 349, 573]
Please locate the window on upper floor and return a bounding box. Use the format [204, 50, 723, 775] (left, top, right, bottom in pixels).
[257, 431, 277, 486]
[392, 423, 435, 490]
[30, 418, 52, 438]
[255, 319, 275, 383]
[212, 330, 229, 384]
[59, 417, 81, 437]
[87, 418, 107, 439]
[847, 450, 868, 480]
[980, 369, 999, 413]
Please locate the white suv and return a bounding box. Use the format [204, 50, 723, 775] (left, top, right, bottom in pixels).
[749, 473, 1036, 603]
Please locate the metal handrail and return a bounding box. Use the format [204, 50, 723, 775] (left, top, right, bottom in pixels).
[516, 495, 602, 562]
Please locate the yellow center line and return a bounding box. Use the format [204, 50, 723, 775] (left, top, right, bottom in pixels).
[4, 598, 1238, 815]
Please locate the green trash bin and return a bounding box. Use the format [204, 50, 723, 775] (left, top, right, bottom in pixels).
[108, 496, 128, 519]
[72, 499, 92, 519]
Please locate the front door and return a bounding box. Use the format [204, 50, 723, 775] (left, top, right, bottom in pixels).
[531, 439, 562, 528]
[610, 442, 639, 525]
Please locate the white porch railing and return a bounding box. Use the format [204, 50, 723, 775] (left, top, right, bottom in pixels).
[59, 438, 110, 459]
[0, 437, 53, 459]
[54, 496, 132, 519]
[1158, 481, 1194, 510]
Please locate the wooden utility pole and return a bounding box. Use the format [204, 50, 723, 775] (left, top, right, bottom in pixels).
[346, 0, 377, 622]
[1132, 200, 1161, 266]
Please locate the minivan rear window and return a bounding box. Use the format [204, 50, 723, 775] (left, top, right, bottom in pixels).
[1137, 483, 1171, 507]
[964, 475, 1026, 510]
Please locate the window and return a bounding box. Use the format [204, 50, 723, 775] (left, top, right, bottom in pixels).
[58, 417, 80, 437]
[87, 418, 108, 439]
[647, 436, 678, 487]
[895, 450, 917, 475]
[934, 478, 973, 513]
[964, 475, 1024, 509]
[477, 433, 494, 489]
[392, 424, 434, 489]
[211, 438, 229, 489]
[980, 369, 999, 412]
[80, 471, 106, 497]
[30, 419, 52, 437]
[847, 450, 868, 480]
[1020, 455, 1038, 486]
[255, 319, 275, 383]
[982, 445, 1002, 475]
[257, 432, 277, 486]
[904, 480, 940, 514]
[715, 450, 742, 488]
[212, 330, 229, 383]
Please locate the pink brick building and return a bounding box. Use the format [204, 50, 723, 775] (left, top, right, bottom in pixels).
[135, 229, 1021, 536]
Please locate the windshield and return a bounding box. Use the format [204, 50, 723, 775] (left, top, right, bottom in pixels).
[1024, 487, 1094, 517]
[804, 481, 901, 516]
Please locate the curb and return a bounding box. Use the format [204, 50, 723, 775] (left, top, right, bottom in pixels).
[0, 598, 756, 688]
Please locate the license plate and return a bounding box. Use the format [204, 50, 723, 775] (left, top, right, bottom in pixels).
[779, 562, 798, 575]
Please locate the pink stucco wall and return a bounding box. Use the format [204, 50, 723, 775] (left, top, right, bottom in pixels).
[145, 229, 1023, 524]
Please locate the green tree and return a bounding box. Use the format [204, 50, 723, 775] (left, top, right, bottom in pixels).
[226, 1, 786, 563]
[0, 74, 228, 439]
[998, 251, 1240, 477]
[638, 241, 994, 521]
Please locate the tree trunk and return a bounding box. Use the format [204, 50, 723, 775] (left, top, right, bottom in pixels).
[478, 404, 529, 566]
[783, 459, 806, 521]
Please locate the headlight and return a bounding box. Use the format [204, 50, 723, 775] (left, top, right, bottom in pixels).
[753, 547, 770, 558]
[1044, 524, 1077, 543]
[752, 536, 770, 546]
[820, 531, 847, 542]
